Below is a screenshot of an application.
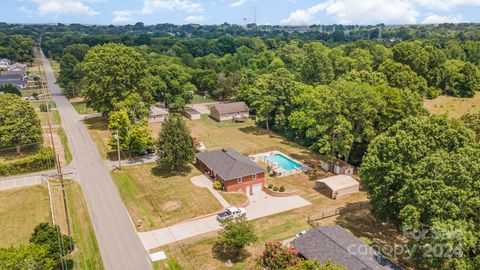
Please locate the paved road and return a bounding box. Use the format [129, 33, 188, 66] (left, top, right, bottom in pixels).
[40, 51, 152, 270]
[139, 191, 311, 250]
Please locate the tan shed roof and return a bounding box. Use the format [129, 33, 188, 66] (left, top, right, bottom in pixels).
[315, 175, 359, 191]
[211, 102, 249, 115]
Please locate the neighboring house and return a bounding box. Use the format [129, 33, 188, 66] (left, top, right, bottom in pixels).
[183, 107, 201, 120]
[291, 226, 402, 270]
[8, 63, 27, 72]
[196, 148, 265, 194]
[1, 70, 26, 77]
[210, 102, 249, 122]
[0, 59, 11, 69]
[314, 175, 359, 199]
[0, 73, 24, 81]
[148, 106, 169, 123]
[0, 80, 25, 89]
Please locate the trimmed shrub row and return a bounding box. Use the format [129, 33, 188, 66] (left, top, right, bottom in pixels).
[267, 184, 285, 192]
[0, 147, 55, 176]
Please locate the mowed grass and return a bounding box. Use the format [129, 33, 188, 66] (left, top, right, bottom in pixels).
[0, 185, 51, 248]
[154, 202, 393, 270]
[65, 181, 105, 270]
[424, 93, 480, 118]
[220, 192, 247, 207]
[72, 100, 96, 115]
[111, 164, 224, 231]
[191, 94, 218, 104]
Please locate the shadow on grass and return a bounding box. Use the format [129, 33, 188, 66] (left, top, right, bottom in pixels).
[151, 165, 193, 178]
[211, 241, 250, 263]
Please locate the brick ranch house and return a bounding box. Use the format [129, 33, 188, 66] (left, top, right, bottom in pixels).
[195, 148, 265, 194]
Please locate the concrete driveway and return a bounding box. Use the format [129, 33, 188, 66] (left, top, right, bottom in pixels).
[138, 191, 310, 250]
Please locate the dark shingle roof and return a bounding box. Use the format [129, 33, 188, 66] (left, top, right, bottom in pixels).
[196, 148, 264, 180]
[0, 74, 24, 81]
[291, 226, 402, 270]
[0, 80, 25, 88]
[211, 102, 249, 115]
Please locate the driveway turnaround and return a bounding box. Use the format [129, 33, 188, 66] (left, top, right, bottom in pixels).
[40, 51, 152, 270]
[139, 191, 311, 250]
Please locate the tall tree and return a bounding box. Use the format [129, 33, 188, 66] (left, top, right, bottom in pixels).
[301, 42, 334, 84]
[82, 43, 154, 115]
[156, 115, 195, 169]
[0, 94, 43, 153]
[215, 215, 257, 259]
[461, 112, 480, 140]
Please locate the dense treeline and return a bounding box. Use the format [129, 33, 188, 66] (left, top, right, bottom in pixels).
[51, 24, 480, 164]
[0, 33, 35, 62]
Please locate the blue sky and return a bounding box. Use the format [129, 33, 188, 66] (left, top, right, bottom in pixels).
[2, 0, 480, 26]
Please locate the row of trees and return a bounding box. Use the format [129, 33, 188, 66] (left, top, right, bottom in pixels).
[0, 33, 35, 62]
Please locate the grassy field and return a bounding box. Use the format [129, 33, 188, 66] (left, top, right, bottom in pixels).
[191, 94, 218, 104]
[424, 93, 480, 118]
[72, 100, 96, 115]
[84, 117, 114, 160]
[111, 164, 224, 231]
[64, 181, 104, 270]
[49, 58, 60, 80]
[0, 185, 51, 248]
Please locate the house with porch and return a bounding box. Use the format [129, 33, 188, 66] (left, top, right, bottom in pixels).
[210, 102, 249, 122]
[195, 148, 265, 194]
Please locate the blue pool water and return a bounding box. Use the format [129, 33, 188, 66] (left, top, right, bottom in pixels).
[264, 154, 303, 171]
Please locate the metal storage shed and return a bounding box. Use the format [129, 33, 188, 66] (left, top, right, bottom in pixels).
[314, 175, 359, 199]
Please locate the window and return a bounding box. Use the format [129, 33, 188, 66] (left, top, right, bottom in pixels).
[252, 174, 257, 180]
[237, 178, 242, 183]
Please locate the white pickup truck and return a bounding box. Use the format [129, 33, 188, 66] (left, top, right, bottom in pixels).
[216, 207, 247, 221]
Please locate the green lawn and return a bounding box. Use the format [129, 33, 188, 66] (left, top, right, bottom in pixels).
[65, 181, 104, 270]
[0, 185, 51, 248]
[191, 94, 218, 104]
[220, 192, 247, 207]
[71, 100, 96, 115]
[111, 164, 224, 231]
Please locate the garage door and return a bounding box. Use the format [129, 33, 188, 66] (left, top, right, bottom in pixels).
[252, 183, 263, 193]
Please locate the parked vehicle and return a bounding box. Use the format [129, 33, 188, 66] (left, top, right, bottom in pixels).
[216, 207, 247, 221]
[295, 230, 308, 238]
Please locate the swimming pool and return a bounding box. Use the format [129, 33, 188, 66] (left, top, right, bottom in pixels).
[264, 153, 303, 171]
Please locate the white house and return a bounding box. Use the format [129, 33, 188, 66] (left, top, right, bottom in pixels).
[148, 106, 169, 123]
[210, 102, 249, 122]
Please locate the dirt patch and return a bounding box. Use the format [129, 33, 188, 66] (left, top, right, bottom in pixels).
[44, 131, 66, 166]
[69, 97, 85, 102]
[163, 201, 181, 211]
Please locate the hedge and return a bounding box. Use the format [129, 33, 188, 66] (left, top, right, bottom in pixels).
[0, 147, 55, 176]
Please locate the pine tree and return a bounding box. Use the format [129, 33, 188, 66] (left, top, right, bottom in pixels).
[156, 114, 196, 169]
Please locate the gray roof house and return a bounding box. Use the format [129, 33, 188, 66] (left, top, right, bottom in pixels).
[0, 80, 26, 89]
[210, 102, 249, 122]
[0, 73, 24, 81]
[8, 63, 27, 72]
[291, 226, 402, 270]
[195, 148, 266, 193]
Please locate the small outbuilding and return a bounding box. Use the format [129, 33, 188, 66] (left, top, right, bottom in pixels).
[210, 102, 249, 122]
[183, 107, 201, 120]
[314, 175, 359, 199]
[149, 106, 169, 123]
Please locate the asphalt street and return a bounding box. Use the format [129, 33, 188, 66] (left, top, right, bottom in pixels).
[40, 50, 152, 270]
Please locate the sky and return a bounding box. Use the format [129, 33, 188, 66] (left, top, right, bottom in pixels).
[2, 0, 480, 26]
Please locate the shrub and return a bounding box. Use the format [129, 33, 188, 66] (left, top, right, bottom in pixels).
[279, 186, 285, 192]
[273, 186, 279, 192]
[0, 147, 55, 176]
[213, 180, 223, 190]
[268, 184, 273, 189]
[258, 241, 300, 269]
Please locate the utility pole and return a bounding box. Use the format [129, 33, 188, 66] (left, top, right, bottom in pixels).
[42, 80, 71, 236]
[115, 129, 121, 170]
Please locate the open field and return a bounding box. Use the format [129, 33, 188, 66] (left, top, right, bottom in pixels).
[424, 93, 480, 118]
[191, 94, 218, 104]
[111, 164, 224, 231]
[0, 185, 51, 248]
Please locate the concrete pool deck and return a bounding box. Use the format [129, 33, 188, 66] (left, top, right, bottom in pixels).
[249, 151, 308, 177]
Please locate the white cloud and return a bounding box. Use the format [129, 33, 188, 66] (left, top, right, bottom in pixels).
[281, 0, 419, 25]
[26, 0, 99, 16]
[230, 0, 248, 7]
[141, 0, 203, 14]
[112, 10, 134, 24]
[417, 0, 480, 11]
[280, 0, 480, 25]
[185, 15, 205, 23]
[421, 14, 464, 24]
